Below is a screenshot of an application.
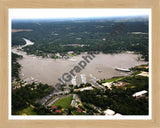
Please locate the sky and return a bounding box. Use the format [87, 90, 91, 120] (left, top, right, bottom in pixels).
[9, 9, 151, 19]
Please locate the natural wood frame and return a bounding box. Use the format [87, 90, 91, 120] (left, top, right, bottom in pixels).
[0, 0, 160, 128]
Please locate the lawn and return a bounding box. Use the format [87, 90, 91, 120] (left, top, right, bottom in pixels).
[69, 54, 75, 57]
[17, 107, 37, 115]
[132, 71, 141, 76]
[98, 76, 126, 84]
[52, 95, 73, 109]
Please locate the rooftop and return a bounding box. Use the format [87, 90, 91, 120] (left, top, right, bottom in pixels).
[137, 71, 149, 77]
[104, 109, 115, 116]
[132, 90, 148, 97]
[70, 100, 76, 107]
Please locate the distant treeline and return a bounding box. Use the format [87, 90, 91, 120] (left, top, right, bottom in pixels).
[12, 17, 149, 60]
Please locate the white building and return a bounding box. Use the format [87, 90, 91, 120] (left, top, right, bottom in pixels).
[137, 72, 149, 77]
[80, 87, 93, 91]
[114, 113, 122, 116]
[132, 90, 147, 97]
[70, 100, 76, 107]
[104, 109, 115, 116]
[102, 82, 112, 89]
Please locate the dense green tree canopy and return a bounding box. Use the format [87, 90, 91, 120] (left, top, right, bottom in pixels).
[12, 16, 149, 60]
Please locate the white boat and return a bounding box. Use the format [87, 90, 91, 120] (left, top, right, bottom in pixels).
[115, 68, 130, 72]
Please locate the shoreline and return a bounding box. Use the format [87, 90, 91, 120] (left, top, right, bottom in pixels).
[11, 38, 148, 87]
[12, 38, 145, 61]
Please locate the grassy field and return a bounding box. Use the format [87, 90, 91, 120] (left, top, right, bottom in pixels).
[69, 54, 75, 57]
[132, 71, 141, 76]
[98, 76, 126, 84]
[17, 107, 37, 115]
[52, 95, 73, 109]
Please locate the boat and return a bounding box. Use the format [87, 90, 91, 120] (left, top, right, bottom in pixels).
[98, 70, 102, 73]
[115, 67, 130, 72]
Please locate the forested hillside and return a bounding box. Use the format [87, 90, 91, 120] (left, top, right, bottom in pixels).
[12, 16, 149, 60]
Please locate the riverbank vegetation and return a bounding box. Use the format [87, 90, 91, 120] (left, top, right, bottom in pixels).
[97, 76, 126, 84]
[12, 52, 23, 81]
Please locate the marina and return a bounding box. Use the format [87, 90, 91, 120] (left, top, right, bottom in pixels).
[12, 39, 147, 87]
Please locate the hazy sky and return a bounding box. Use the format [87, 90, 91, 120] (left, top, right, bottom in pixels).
[9, 9, 151, 19]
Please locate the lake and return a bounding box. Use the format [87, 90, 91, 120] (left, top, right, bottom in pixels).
[12, 39, 147, 86]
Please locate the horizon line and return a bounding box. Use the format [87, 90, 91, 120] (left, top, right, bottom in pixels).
[11, 15, 149, 20]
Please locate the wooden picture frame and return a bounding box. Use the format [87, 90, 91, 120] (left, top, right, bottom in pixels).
[0, 0, 160, 128]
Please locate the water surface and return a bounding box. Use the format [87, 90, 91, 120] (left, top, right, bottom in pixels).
[12, 39, 147, 86]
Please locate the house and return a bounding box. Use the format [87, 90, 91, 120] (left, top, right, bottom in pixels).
[104, 109, 115, 116]
[51, 106, 57, 110]
[137, 72, 149, 77]
[70, 100, 76, 107]
[77, 108, 83, 113]
[74, 87, 93, 92]
[80, 87, 93, 91]
[102, 82, 112, 89]
[67, 51, 74, 54]
[102, 81, 127, 89]
[55, 110, 61, 113]
[132, 90, 147, 97]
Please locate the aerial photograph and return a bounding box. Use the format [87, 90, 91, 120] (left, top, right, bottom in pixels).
[10, 9, 150, 117]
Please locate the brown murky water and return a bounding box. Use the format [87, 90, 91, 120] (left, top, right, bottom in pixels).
[12, 39, 147, 86]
